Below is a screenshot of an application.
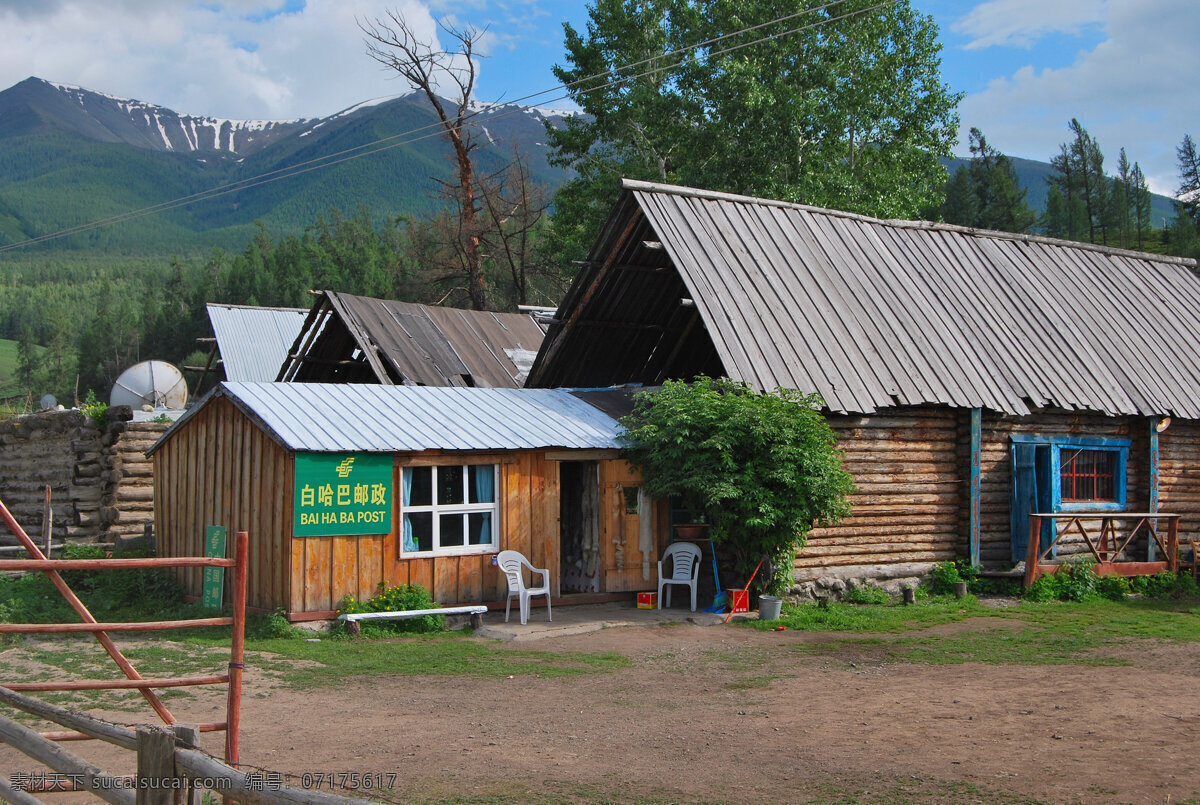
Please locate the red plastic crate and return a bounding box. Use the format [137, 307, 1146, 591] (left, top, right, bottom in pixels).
[727, 589, 749, 613]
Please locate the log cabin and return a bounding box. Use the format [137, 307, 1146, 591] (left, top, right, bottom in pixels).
[526, 180, 1200, 595]
[148, 382, 662, 619]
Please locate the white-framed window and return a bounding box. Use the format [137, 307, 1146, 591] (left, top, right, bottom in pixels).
[400, 463, 498, 556]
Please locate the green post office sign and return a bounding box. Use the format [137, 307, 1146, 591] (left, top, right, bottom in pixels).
[294, 453, 393, 536]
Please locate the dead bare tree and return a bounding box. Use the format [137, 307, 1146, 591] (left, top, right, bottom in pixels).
[361, 10, 489, 310]
[478, 150, 553, 307]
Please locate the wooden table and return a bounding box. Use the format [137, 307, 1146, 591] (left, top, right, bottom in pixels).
[1023, 512, 1180, 588]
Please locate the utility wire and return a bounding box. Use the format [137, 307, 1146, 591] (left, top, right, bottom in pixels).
[0, 0, 892, 253]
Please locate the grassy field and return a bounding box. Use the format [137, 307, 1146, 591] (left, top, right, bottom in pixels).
[0, 336, 45, 405]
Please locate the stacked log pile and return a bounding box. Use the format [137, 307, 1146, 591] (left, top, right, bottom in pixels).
[0, 406, 170, 547]
[106, 421, 170, 542]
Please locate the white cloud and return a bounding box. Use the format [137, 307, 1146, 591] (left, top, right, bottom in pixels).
[956, 0, 1200, 195]
[953, 0, 1107, 50]
[0, 0, 457, 119]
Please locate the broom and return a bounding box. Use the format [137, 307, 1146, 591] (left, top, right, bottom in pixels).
[723, 556, 774, 623]
[701, 540, 729, 613]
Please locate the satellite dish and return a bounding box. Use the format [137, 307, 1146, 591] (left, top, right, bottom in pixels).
[110, 361, 187, 410]
[40, 394, 58, 411]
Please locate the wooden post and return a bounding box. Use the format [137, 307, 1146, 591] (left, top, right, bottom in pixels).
[1149, 420, 1160, 561]
[1167, 516, 1179, 572]
[172, 726, 199, 805]
[968, 408, 981, 567]
[136, 725, 179, 805]
[1023, 514, 1042, 589]
[225, 531, 248, 767]
[42, 485, 53, 555]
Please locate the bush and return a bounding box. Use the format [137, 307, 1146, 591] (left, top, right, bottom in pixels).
[843, 582, 891, 605]
[1094, 573, 1131, 601]
[1025, 562, 1098, 602]
[1129, 570, 1199, 599]
[926, 561, 961, 596]
[619, 377, 855, 595]
[337, 583, 444, 636]
[246, 608, 303, 640]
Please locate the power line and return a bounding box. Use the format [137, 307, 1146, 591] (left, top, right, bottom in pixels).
[0, 0, 892, 253]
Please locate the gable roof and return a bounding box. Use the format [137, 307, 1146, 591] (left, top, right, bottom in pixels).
[528, 180, 1200, 418]
[148, 382, 623, 455]
[276, 291, 545, 388]
[206, 303, 310, 383]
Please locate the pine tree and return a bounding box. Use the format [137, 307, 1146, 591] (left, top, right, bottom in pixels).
[1177, 133, 1200, 232]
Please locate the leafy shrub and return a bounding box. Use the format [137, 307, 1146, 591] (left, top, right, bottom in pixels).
[1130, 570, 1199, 599]
[1025, 562, 1098, 602]
[1094, 573, 1131, 601]
[338, 583, 444, 636]
[246, 608, 302, 640]
[619, 377, 855, 596]
[926, 561, 961, 596]
[843, 582, 891, 605]
[80, 389, 108, 429]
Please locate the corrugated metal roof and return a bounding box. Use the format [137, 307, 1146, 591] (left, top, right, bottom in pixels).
[276, 292, 545, 388]
[207, 304, 309, 382]
[150, 383, 623, 454]
[530, 180, 1200, 418]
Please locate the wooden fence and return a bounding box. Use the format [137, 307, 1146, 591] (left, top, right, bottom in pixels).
[0, 685, 374, 805]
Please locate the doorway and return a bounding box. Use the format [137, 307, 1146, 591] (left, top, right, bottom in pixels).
[560, 461, 600, 593]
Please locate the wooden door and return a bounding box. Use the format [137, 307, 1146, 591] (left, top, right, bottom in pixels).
[600, 461, 658, 592]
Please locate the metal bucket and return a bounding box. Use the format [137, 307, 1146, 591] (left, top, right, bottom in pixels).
[758, 595, 783, 620]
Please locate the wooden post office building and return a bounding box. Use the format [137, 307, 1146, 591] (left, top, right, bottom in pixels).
[149, 382, 661, 618]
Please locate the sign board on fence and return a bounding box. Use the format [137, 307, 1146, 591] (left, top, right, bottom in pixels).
[294, 452, 393, 537]
[201, 525, 227, 610]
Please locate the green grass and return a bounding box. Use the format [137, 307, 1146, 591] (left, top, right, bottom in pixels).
[753, 594, 993, 633]
[208, 633, 631, 688]
[0, 336, 44, 402]
[775, 596, 1200, 668]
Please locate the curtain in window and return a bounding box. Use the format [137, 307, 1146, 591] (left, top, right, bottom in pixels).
[474, 466, 494, 544]
[402, 467, 417, 552]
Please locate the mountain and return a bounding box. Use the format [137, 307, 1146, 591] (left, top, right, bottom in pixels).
[942, 155, 1178, 231]
[0, 77, 575, 253]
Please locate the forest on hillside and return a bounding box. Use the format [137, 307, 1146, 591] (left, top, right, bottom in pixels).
[2, 0, 1198, 414]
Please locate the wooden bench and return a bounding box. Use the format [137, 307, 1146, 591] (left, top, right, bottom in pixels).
[338, 606, 488, 635]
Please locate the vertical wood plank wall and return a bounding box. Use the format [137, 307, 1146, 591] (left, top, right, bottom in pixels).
[288, 450, 566, 612]
[153, 397, 293, 611]
[794, 408, 960, 583]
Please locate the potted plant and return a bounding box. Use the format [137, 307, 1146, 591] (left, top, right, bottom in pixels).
[619, 377, 855, 598]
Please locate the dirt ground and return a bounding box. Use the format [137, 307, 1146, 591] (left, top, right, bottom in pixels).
[4, 618, 1200, 804]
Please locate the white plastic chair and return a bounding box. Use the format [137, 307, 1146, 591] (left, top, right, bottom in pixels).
[497, 550, 552, 625]
[657, 541, 702, 611]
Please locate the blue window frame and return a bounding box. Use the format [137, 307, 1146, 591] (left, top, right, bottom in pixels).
[1011, 435, 1129, 513]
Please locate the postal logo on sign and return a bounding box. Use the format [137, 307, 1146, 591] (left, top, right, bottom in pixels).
[294, 453, 392, 537]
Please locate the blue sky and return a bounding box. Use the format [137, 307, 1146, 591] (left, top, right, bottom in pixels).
[0, 0, 1195, 195]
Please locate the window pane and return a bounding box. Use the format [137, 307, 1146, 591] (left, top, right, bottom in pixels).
[404, 512, 432, 552]
[468, 465, 495, 503]
[1060, 449, 1117, 502]
[438, 465, 464, 505]
[468, 512, 492, 545]
[406, 466, 432, 506]
[440, 513, 466, 547]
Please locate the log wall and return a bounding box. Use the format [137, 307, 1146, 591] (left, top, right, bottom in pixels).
[1158, 419, 1200, 545]
[791, 406, 1167, 598]
[971, 410, 1147, 565]
[793, 408, 960, 595]
[0, 405, 168, 547]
